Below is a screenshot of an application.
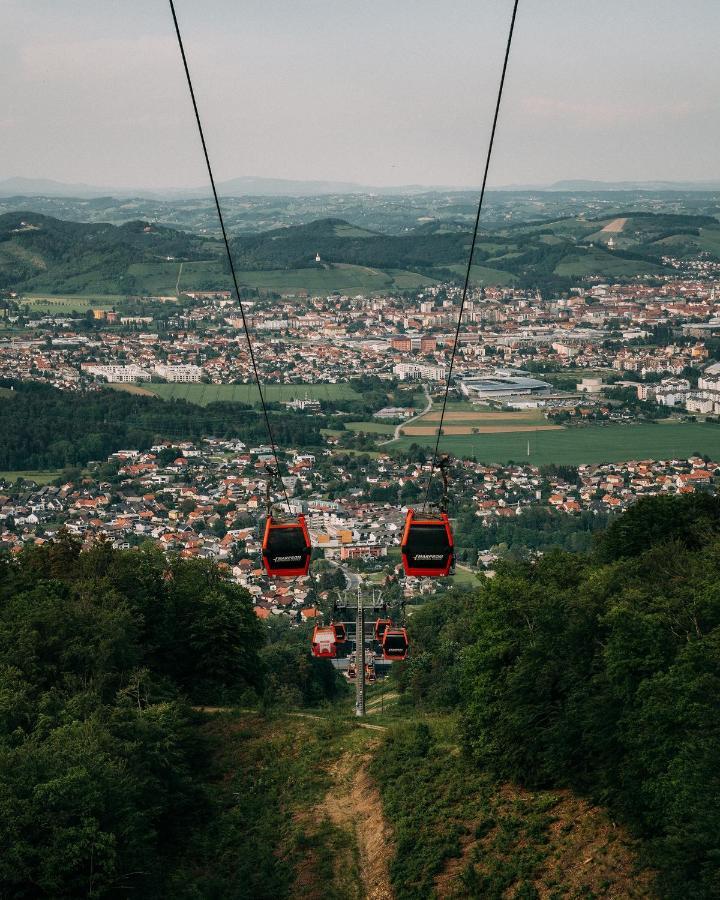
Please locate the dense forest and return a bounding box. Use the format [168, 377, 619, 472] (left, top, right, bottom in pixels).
[0, 536, 340, 897]
[0, 381, 324, 469]
[398, 493, 720, 899]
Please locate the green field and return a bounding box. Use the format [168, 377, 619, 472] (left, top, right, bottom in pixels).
[19, 295, 119, 312]
[451, 565, 481, 586]
[127, 261, 434, 295]
[0, 470, 63, 485]
[116, 382, 362, 406]
[390, 422, 720, 466]
[447, 263, 518, 286]
[554, 249, 665, 278]
[385, 268, 439, 289]
[345, 420, 396, 434]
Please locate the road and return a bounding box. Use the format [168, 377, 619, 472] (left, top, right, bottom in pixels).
[379, 383, 433, 445]
[327, 557, 363, 591]
[344, 568, 363, 591]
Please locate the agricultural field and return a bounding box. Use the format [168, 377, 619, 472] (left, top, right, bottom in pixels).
[118, 381, 362, 406]
[391, 421, 720, 466]
[554, 248, 665, 278]
[234, 264, 398, 294]
[345, 420, 397, 434]
[400, 406, 558, 437]
[126, 260, 435, 295]
[0, 469, 63, 485]
[446, 262, 518, 286]
[19, 294, 119, 312]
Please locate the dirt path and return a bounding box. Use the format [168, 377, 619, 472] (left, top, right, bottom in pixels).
[323, 746, 395, 900]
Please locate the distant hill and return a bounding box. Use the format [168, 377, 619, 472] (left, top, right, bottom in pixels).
[228, 217, 471, 271]
[546, 179, 720, 192]
[0, 177, 135, 199]
[0, 212, 216, 294]
[3, 209, 720, 296]
[0, 175, 465, 200]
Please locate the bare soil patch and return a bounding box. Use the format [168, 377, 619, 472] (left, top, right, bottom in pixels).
[402, 424, 564, 436]
[601, 217, 628, 233]
[107, 383, 155, 397]
[422, 411, 541, 422]
[535, 790, 654, 899]
[433, 783, 654, 899]
[322, 747, 395, 900]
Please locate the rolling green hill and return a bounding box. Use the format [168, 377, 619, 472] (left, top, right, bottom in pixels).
[2, 210, 718, 297]
[0, 212, 218, 294]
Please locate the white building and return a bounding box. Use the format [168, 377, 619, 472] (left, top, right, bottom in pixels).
[654, 378, 691, 408]
[687, 374, 720, 415]
[154, 364, 203, 383]
[577, 377, 603, 394]
[85, 364, 151, 383]
[393, 362, 447, 382]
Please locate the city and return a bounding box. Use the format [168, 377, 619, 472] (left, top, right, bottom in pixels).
[2, 0, 720, 897]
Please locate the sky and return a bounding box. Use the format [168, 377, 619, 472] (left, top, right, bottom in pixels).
[1, 0, 720, 191]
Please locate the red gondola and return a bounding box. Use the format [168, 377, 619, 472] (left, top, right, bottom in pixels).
[382, 627, 409, 661]
[262, 515, 312, 577]
[401, 509, 454, 577]
[374, 618, 392, 642]
[347, 661, 357, 680]
[311, 625, 337, 658]
[332, 622, 347, 643]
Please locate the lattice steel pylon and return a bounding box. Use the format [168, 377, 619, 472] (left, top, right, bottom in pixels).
[355, 586, 365, 717]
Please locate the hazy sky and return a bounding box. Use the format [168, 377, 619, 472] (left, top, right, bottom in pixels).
[2, 0, 719, 190]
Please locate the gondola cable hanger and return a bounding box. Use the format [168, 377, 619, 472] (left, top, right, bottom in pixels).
[402, 0, 519, 577]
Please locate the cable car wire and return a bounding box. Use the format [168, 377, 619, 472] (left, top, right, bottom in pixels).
[422, 0, 520, 511]
[168, 0, 291, 511]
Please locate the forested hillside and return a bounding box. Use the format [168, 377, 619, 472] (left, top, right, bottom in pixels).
[398, 493, 720, 899]
[2, 496, 720, 896]
[5, 210, 720, 295]
[0, 212, 216, 293]
[0, 536, 339, 898]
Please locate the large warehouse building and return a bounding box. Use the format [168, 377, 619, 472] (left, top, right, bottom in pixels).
[459, 371, 554, 402]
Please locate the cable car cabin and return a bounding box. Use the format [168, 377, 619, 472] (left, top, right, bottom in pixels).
[401, 510, 454, 577]
[311, 625, 337, 659]
[365, 664, 376, 684]
[332, 622, 347, 644]
[382, 627, 409, 661]
[374, 618, 392, 642]
[262, 515, 311, 577]
[347, 661, 357, 680]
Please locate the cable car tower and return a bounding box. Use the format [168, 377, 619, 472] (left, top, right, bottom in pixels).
[332, 587, 404, 717]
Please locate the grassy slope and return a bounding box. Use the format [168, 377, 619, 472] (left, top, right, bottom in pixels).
[8, 211, 711, 298]
[371, 715, 654, 900]
[172, 704, 654, 899]
[0, 469, 63, 485]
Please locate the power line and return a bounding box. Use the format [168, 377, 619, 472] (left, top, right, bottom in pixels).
[423, 0, 520, 511]
[168, 0, 291, 512]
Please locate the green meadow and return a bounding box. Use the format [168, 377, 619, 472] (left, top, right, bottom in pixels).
[390, 421, 720, 466]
